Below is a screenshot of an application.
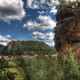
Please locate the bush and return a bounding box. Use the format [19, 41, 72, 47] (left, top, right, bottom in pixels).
[20, 49, 80, 80]
[0, 58, 17, 80]
[57, 48, 80, 80]
[0, 70, 17, 80]
[27, 56, 57, 80]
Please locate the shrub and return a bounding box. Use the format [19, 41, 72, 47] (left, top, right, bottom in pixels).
[28, 56, 57, 80]
[57, 48, 80, 80]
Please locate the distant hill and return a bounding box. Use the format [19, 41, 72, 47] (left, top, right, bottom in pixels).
[0, 44, 4, 54]
[3, 41, 55, 55]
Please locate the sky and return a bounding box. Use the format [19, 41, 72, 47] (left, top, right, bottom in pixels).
[0, 0, 58, 46]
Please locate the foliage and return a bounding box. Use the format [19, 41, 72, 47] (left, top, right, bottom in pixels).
[0, 58, 17, 80]
[27, 56, 57, 80]
[0, 45, 4, 54]
[57, 48, 80, 80]
[3, 41, 54, 55]
[18, 48, 80, 80]
[0, 70, 17, 80]
[0, 58, 9, 68]
[0, 48, 80, 80]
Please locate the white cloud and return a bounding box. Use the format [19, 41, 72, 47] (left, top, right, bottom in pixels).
[38, 15, 56, 29]
[38, 15, 51, 22]
[46, 0, 59, 6]
[23, 15, 56, 31]
[6, 35, 11, 38]
[37, 11, 45, 14]
[0, 35, 12, 46]
[46, 41, 55, 47]
[27, 0, 78, 9]
[50, 7, 57, 15]
[27, 0, 46, 9]
[23, 21, 40, 30]
[27, 0, 60, 9]
[32, 31, 54, 40]
[0, 0, 25, 22]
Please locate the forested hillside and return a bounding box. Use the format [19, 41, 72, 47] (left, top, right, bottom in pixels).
[0, 41, 54, 55]
[0, 44, 4, 54]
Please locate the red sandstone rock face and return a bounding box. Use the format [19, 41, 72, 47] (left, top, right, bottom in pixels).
[55, 4, 80, 56]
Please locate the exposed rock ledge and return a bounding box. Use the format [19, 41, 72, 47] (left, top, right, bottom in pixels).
[54, 3, 80, 57]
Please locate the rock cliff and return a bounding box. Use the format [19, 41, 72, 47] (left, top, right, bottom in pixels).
[54, 2, 80, 56]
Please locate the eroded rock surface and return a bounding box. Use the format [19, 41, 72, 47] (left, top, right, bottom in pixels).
[54, 3, 80, 56]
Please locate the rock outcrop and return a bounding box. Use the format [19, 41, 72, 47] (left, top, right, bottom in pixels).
[54, 2, 80, 56]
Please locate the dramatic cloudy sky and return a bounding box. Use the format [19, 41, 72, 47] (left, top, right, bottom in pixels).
[0, 0, 58, 46]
